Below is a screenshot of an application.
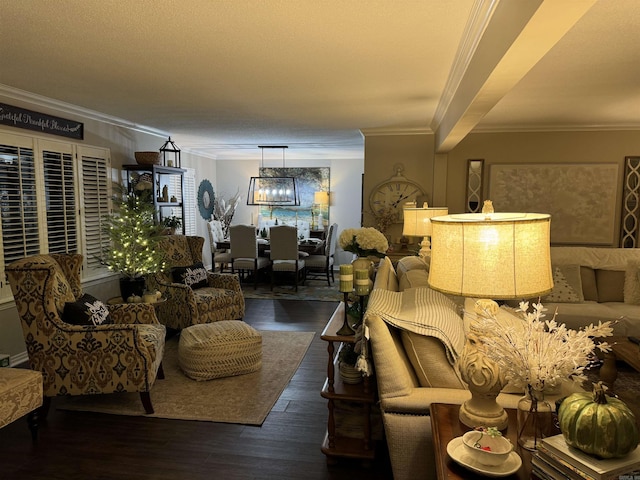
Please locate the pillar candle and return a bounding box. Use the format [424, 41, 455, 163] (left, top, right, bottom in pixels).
[339, 264, 353, 292]
[355, 268, 370, 296]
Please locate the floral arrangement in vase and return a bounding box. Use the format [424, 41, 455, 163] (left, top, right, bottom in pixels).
[472, 300, 614, 450]
[473, 301, 613, 393]
[213, 189, 241, 239]
[338, 227, 389, 258]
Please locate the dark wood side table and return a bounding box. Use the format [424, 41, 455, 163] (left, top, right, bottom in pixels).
[430, 403, 538, 480]
[320, 302, 377, 464]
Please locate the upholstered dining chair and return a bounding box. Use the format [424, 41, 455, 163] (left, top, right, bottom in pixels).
[147, 235, 245, 330]
[207, 219, 232, 273]
[230, 224, 271, 289]
[305, 222, 338, 286]
[6, 254, 166, 415]
[269, 225, 306, 291]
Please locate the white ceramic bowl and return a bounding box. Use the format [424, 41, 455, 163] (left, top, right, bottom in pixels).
[462, 430, 513, 466]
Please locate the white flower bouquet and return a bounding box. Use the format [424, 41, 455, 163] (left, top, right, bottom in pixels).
[472, 301, 613, 392]
[338, 227, 389, 258]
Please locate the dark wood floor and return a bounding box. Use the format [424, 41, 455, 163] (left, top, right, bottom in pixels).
[0, 299, 393, 480]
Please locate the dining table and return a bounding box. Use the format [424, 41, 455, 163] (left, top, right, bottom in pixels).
[216, 237, 325, 256]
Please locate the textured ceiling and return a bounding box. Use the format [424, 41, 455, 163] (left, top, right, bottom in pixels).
[1, 0, 639, 160]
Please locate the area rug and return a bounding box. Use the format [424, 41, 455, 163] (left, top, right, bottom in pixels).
[57, 330, 315, 426]
[241, 281, 342, 302]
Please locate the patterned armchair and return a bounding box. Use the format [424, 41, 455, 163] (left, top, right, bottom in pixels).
[6, 254, 166, 415]
[147, 235, 245, 330]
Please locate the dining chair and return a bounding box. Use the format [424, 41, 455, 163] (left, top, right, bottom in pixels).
[269, 225, 306, 291]
[208, 219, 232, 273]
[305, 222, 338, 286]
[230, 224, 271, 289]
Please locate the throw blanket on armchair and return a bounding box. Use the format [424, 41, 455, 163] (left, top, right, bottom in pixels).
[359, 287, 466, 375]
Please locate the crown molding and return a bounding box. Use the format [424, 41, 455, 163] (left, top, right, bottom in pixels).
[360, 127, 432, 137]
[0, 84, 169, 138]
[471, 123, 640, 133]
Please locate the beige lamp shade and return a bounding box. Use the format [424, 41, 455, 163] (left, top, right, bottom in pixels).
[314, 191, 330, 205]
[428, 212, 553, 299]
[402, 207, 448, 237]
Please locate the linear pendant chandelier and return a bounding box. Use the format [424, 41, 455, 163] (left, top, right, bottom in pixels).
[247, 146, 300, 206]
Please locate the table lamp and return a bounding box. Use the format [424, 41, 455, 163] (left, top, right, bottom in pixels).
[428, 203, 553, 429]
[402, 203, 448, 258]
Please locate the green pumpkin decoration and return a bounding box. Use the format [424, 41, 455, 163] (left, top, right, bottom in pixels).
[558, 382, 639, 459]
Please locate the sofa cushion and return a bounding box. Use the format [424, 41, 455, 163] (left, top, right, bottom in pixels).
[398, 268, 429, 291]
[172, 262, 209, 289]
[580, 266, 598, 302]
[543, 264, 583, 303]
[376, 256, 398, 291]
[596, 269, 624, 302]
[401, 331, 465, 388]
[63, 293, 113, 326]
[624, 260, 640, 305]
[396, 256, 429, 283]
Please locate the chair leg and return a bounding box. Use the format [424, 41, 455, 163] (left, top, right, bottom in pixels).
[140, 392, 154, 414]
[39, 396, 51, 420]
[157, 362, 165, 380]
[27, 408, 39, 441]
[326, 268, 331, 286]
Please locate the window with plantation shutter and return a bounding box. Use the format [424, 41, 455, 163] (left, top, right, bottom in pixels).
[183, 168, 197, 236]
[0, 131, 112, 302]
[78, 147, 110, 277]
[0, 142, 40, 269]
[43, 147, 77, 254]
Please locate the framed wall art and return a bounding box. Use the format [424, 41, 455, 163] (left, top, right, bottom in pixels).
[489, 163, 619, 245]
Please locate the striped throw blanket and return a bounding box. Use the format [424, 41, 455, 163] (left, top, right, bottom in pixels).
[364, 287, 466, 366]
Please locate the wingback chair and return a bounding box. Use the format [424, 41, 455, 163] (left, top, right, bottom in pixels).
[6, 254, 166, 415]
[147, 235, 245, 330]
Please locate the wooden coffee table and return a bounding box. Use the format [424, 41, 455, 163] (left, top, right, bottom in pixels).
[430, 403, 541, 480]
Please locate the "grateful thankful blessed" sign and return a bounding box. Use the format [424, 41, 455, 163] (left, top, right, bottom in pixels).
[0, 103, 84, 140]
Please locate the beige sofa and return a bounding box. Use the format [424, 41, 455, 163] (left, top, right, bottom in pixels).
[539, 247, 640, 336]
[364, 256, 524, 480]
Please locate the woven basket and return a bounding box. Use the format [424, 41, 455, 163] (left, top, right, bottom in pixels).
[134, 151, 161, 165]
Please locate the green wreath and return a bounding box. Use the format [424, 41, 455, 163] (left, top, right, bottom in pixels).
[197, 179, 215, 220]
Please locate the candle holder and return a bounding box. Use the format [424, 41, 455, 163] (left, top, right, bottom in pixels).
[337, 291, 355, 336]
[337, 264, 355, 336]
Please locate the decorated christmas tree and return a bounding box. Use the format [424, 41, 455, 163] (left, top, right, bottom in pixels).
[100, 184, 166, 281]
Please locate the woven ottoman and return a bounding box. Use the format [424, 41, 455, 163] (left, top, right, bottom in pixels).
[178, 321, 262, 381]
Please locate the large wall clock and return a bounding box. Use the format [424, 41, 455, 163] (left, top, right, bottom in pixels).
[368, 163, 426, 222]
[198, 179, 215, 220]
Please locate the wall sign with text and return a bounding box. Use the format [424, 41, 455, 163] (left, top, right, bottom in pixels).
[0, 103, 84, 140]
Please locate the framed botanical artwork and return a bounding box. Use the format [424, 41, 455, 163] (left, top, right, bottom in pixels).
[489, 163, 619, 245]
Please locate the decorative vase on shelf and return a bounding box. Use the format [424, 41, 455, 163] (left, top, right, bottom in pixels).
[517, 386, 554, 451]
[352, 256, 374, 279]
[339, 362, 363, 384]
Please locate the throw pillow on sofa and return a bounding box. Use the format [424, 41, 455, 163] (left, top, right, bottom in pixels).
[401, 331, 466, 388]
[596, 269, 624, 303]
[172, 262, 209, 289]
[624, 260, 640, 305]
[543, 265, 583, 303]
